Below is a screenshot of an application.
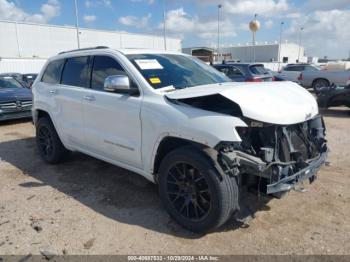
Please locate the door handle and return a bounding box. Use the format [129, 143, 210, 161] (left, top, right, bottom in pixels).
[84, 95, 95, 101]
[49, 90, 57, 94]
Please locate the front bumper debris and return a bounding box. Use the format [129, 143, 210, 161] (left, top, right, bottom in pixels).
[266, 151, 328, 194]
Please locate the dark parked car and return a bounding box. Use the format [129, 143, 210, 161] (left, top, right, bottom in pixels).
[213, 62, 274, 82]
[0, 75, 32, 121]
[0, 73, 37, 88]
[317, 84, 350, 109]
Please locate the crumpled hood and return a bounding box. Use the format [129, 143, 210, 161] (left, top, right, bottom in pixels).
[165, 81, 318, 125]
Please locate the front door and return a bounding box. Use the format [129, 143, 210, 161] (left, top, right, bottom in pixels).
[82, 55, 143, 168]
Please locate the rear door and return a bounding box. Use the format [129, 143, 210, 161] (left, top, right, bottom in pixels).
[82, 55, 143, 168]
[280, 65, 304, 82]
[52, 56, 91, 148]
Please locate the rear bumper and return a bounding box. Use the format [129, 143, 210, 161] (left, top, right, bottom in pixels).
[266, 151, 328, 194]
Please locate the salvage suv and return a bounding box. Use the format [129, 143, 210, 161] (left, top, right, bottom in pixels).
[32, 47, 328, 233]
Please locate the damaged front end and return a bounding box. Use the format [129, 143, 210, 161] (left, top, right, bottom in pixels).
[216, 115, 328, 195]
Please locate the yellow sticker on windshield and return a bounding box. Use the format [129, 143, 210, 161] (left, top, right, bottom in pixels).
[149, 77, 161, 84]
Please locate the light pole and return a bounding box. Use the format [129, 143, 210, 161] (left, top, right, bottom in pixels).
[217, 4, 222, 61]
[163, 0, 167, 50]
[278, 21, 284, 70]
[297, 27, 304, 63]
[74, 0, 80, 49]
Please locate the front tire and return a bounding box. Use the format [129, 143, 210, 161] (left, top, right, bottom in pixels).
[36, 117, 68, 164]
[158, 146, 239, 233]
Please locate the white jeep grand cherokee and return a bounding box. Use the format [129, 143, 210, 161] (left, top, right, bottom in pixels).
[32, 47, 328, 232]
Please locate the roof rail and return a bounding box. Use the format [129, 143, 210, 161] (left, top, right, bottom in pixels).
[58, 46, 109, 55]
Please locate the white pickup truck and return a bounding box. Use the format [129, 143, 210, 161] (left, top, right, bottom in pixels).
[32, 47, 328, 232]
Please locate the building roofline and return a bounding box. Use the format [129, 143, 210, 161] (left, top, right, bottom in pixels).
[0, 19, 181, 41]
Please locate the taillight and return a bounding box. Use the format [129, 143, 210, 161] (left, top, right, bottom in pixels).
[272, 76, 276, 81]
[298, 73, 303, 81]
[246, 77, 262, 82]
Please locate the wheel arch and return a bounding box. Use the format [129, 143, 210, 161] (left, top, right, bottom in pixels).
[312, 78, 330, 87]
[152, 136, 215, 181]
[33, 108, 70, 151]
[33, 109, 51, 126]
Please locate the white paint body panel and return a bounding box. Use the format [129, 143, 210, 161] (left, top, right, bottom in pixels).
[32, 49, 319, 183]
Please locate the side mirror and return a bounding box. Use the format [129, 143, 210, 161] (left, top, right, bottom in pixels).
[103, 75, 138, 95]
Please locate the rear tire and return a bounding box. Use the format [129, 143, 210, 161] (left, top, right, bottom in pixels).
[36, 117, 68, 164]
[313, 79, 329, 93]
[158, 146, 239, 233]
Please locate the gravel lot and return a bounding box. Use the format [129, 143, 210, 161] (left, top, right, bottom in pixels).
[0, 108, 349, 255]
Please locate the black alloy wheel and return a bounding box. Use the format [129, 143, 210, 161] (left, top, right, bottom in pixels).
[36, 117, 68, 164]
[158, 146, 239, 233]
[166, 162, 212, 221]
[37, 125, 54, 158]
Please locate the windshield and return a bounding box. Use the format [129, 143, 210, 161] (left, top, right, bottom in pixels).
[0, 77, 23, 89]
[127, 54, 231, 89]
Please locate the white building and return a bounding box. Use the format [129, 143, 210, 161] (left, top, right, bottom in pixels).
[0, 20, 181, 73]
[220, 43, 306, 63]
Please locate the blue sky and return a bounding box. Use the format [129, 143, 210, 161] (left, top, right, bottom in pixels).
[1, 0, 350, 58]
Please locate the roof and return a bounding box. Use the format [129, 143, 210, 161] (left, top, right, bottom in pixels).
[55, 46, 184, 57]
[214, 62, 264, 66]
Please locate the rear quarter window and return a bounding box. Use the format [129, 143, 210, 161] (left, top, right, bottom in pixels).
[41, 59, 65, 84]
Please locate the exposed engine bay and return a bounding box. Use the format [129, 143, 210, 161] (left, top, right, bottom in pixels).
[216, 116, 328, 194]
[168, 92, 328, 195]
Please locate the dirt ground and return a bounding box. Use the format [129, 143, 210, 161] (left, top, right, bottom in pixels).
[0, 108, 349, 255]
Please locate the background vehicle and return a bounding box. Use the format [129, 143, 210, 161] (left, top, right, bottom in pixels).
[278, 64, 320, 82]
[1, 73, 38, 88]
[21, 73, 38, 88]
[213, 63, 273, 82]
[266, 68, 287, 81]
[32, 47, 327, 233]
[0, 75, 32, 121]
[317, 84, 350, 109]
[299, 70, 350, 93]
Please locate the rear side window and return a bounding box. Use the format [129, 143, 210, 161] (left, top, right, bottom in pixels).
[41, 59, 65, 84]
[91, 56, 127, 90]
[217, 66, 243, 78]
[285, 66, 304, 72]
[61, 56, 90, 88]
[249, 65, 268, 75]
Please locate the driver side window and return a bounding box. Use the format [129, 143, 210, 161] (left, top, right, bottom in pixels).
[91, 56, 127, 91]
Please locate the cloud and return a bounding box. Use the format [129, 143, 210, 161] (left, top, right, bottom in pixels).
[85, 0, 111, 8]
[225, 0, 288, 16]
[305, 0, 350, 11]
[0, 0, 60, 23]
[217, 0, 289, 17]
[130, 0, 154, 4]
[119, 13, 151, 28]
[160, 8, 236, 41]
[264, 19, 273, 29]
[286, 9, 350, 58]
[83, 15, 96, 23]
